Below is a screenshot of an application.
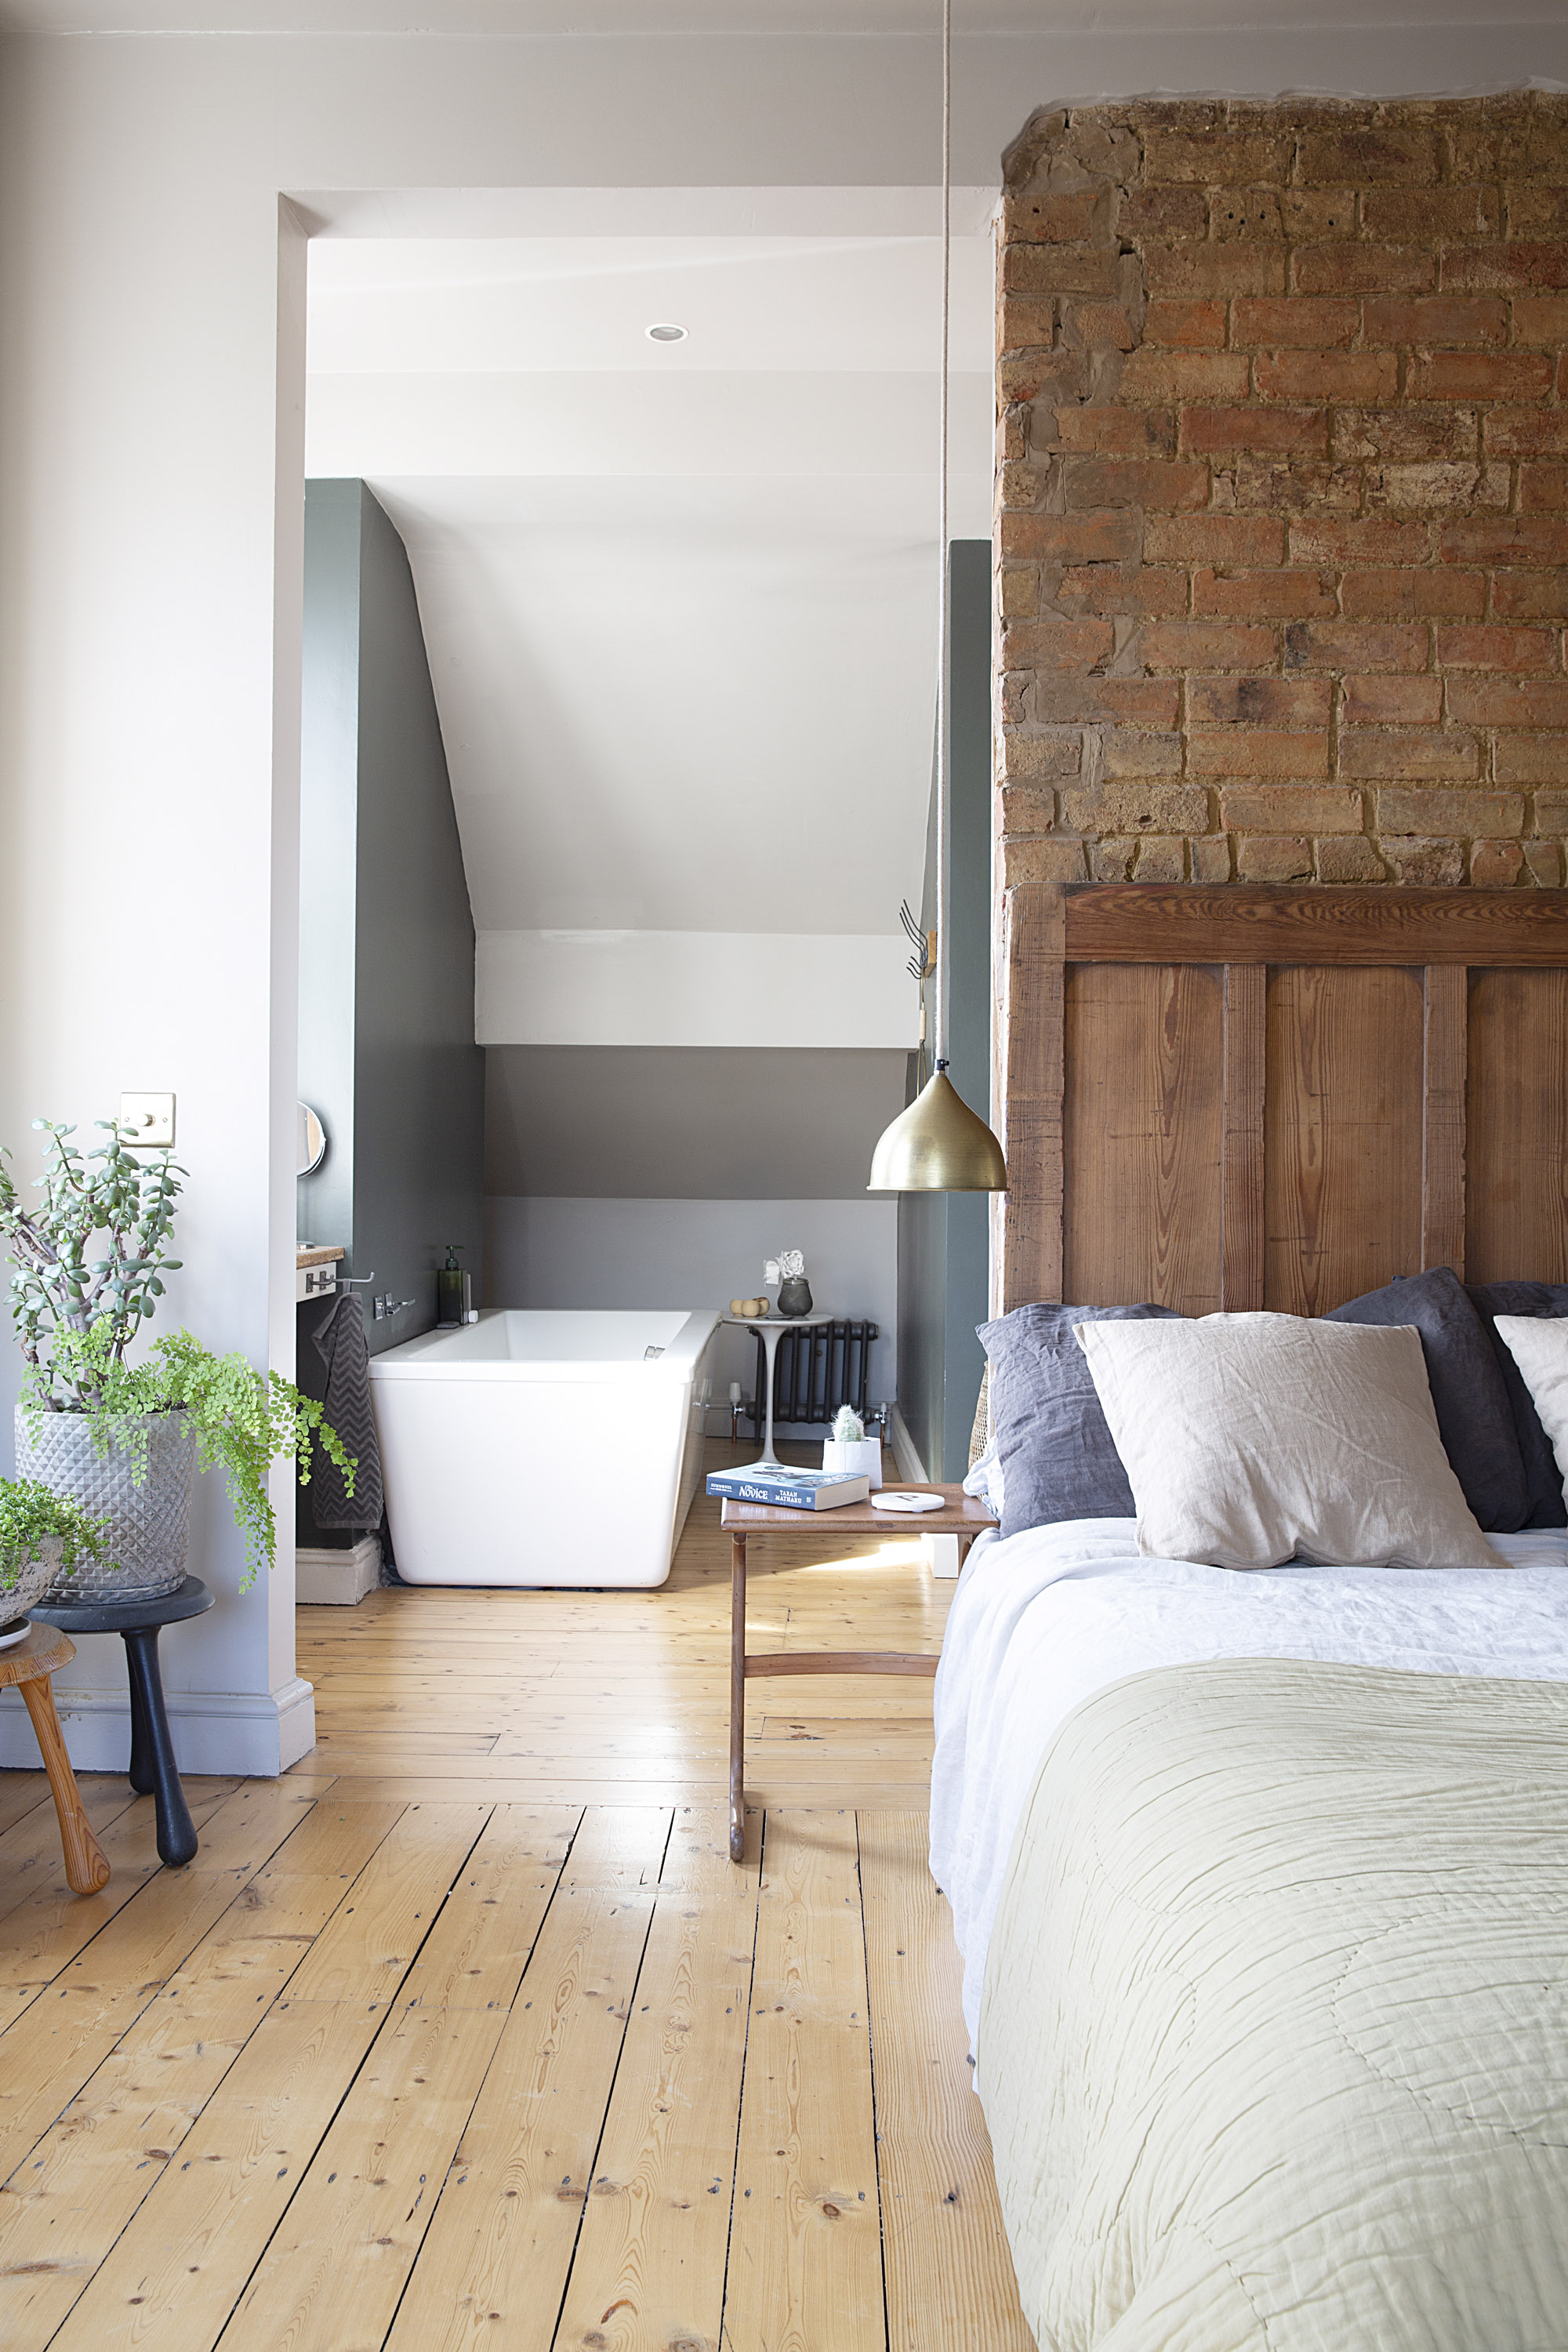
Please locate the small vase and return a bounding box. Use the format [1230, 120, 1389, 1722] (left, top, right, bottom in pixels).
[776, 1276, 812, 1318]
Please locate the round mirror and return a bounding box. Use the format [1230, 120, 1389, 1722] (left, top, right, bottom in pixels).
[296, 1102, 327, 1178]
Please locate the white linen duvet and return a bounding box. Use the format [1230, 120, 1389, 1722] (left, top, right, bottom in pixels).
[931, 1517, 1568, 2051]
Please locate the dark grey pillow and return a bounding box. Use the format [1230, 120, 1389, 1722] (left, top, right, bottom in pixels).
[978, 1301, 1179, 1540]
[1466, 1281, 1568, 1530]
[1327, 1266, 1528, 1532]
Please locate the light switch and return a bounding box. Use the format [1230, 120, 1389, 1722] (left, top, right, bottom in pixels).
[119, 1092, 176, 1148]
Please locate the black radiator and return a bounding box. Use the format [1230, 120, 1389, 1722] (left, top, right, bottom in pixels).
[753, 1319, 880, 1428]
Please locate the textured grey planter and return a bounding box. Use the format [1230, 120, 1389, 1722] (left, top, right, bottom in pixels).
[13, 1406, 196, 1602]
[0, 1532, 64, 1625]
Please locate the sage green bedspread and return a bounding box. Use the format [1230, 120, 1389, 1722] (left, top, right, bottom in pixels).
[978, 1658, 1568, 2352]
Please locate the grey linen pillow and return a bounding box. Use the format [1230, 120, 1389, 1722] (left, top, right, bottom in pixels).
[1326, 1266, 1529, 1533]
[977, 1301, 1179, 1541]
[1467, 1281, 1568, 1530]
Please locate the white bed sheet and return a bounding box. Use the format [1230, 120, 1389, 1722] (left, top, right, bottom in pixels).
[930, 1518, 1568, 2050]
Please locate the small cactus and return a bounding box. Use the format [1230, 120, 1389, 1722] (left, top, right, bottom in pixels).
[833, 1405, 865, 1444]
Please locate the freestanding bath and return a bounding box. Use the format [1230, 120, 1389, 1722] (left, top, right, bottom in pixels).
[368, 1308, 720, 1588]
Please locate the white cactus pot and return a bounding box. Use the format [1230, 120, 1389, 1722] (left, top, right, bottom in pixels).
[823, 1436, 883, 1490]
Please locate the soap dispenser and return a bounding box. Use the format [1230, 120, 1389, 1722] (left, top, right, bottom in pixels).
[437, 1244, 473, 1328]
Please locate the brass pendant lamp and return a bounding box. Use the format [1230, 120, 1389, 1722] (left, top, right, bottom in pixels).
[869, 0, 1007, 1197]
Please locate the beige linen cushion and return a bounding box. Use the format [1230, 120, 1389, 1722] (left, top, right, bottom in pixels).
[1494, 1316, 1568, 1512]
[1074, 1311, 1505, 1571]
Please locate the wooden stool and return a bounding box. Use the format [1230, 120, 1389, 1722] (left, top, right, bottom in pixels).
[34, 1576, 213, 1869]
[0, 1621, 111, 1894]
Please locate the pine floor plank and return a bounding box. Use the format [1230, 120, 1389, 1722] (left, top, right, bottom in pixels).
[0, 1446, 1033, 2352]
[0, 1777, 141, 1916]
[0, 1798, 405, 2347]
[381, 1812, 669, 2352]
[281, 1801, 493, 2005]
[47, 1998, 394, 2352]
[858, 1813, 1033, 2352]
[41, 1806, 493, 2352]
[0, 1782, 326, 2180]
[723, 1809, 886, 2352]
[0, 1784, 241, 2024]
[271, 1777, 941, 1811]
[552, 1805, 760, 2352]
[0, 1769, 52, 1838]
[218, 2010, 510, 2351]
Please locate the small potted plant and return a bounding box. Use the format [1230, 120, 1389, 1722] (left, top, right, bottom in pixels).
[823, 1404, 882, 1490]
[0, 1477, 106, 1643]
[2, 1116, 354, 1602]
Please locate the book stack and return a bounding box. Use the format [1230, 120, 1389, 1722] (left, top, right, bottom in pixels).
[706, 1465, 870, 1512]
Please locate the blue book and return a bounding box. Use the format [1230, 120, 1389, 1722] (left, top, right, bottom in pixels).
[707, 1465, 871, 1512]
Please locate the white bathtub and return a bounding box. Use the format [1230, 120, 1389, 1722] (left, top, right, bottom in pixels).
[368, 1308, 720, 1588]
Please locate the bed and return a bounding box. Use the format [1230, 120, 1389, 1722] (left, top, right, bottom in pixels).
[939, 881, 1568, 2350]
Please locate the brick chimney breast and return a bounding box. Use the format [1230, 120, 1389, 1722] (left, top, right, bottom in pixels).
[995, 92, 1568, 891]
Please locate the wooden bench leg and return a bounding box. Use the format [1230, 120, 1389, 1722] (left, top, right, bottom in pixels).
[21, 1673, 110, 1896]
[729, 1533, 746, 1863]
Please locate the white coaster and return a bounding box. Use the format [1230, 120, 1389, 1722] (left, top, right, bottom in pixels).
[871, 1490, 946, 1513]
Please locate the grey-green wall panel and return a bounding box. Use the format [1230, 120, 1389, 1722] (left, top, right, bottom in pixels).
[896, 541, 991, 1482]
[298, 480, 485, 1358]
[485, 1044, 909, 1200]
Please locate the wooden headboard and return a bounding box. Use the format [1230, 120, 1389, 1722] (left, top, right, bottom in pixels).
[996, 884, 1568, 1317]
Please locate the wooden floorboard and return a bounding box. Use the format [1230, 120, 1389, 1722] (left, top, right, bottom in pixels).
[0, 1441, 1033, 2350]
[724, 1809, 885, 2351]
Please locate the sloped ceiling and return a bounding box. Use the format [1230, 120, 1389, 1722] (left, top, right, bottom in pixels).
[306, 223, 994, 1045]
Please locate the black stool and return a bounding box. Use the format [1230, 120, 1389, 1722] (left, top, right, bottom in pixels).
[32, 1575, 215, 1867]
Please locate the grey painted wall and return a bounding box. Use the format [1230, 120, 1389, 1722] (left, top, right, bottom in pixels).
[897, 542, 992, 1482]
[485, 1046, 908, 1198]
[298, 479, 485, 1359]
[485, 1195, 897, 1427]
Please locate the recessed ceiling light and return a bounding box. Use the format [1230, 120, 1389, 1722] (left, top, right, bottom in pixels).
[645, 322, 688, 343]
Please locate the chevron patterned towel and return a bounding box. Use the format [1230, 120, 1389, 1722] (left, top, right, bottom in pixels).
[304, 1294, 384, 1529]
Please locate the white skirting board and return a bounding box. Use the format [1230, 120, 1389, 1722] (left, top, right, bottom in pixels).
[0, 1675, 317, 1778]
[889, 1403, 928, 1483]
[887, 1406, 963, 1578]
[297, 1536, 382, 1606]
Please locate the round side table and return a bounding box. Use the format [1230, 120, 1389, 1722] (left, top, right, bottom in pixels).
[719, 1309, 840, 1466]
[0, 1621, 111, 1893]
[32, 1575, 214, 1868]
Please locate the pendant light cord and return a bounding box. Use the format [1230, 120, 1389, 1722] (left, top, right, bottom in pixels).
[935, 0, 953, 1073]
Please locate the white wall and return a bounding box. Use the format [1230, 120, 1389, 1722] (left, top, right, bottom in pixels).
[1, 16, 1558, 1769]
[485, 1196, 898, 1421]
[477, 930, 917, 1049]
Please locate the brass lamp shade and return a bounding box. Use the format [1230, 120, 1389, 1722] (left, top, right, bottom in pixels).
[868, 1069, 1007, 1193]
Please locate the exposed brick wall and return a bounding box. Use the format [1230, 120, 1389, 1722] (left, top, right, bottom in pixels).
[996, 93, 1568, 888]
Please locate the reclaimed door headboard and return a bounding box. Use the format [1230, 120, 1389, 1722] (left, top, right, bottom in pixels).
[996, 884, 1568, 1318]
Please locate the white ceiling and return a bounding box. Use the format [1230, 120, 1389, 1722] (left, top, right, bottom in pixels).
[309, 235, 995, 376]
[307, 227, 993, 956]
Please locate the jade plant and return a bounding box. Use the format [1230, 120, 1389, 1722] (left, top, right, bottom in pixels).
[0, 1476, 104, 1598]
[1, 1117, 355, 1588]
